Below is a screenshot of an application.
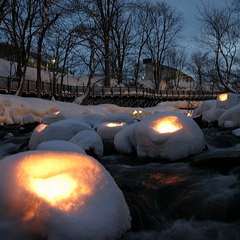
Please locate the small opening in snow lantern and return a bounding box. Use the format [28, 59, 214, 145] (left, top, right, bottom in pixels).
[151, 116, 183, 133]
[218, 93, 228, 101]
[105, 122, 126, 127]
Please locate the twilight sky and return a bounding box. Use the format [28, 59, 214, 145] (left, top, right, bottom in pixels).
[159, 0, 227, 53]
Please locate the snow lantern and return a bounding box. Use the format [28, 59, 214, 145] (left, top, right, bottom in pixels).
[130, 109, 149, 121]
[114, 111, 205, 161]
[0, 151, 131, 240]
[216, 93, 240, 109]
[97, 122, 127, 140]
[150, 115, 183, 133]
[97, 113, 135, 140]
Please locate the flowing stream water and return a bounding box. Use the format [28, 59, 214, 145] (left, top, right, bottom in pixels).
[100, 128, 240, 240]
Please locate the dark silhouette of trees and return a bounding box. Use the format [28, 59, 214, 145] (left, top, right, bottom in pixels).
[197, 1, 240, 92]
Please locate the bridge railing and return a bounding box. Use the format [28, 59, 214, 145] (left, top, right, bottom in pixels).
[0, 76, 222, 100]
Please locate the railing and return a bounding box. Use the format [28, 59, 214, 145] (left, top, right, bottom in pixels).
[0, 76, 221, 101]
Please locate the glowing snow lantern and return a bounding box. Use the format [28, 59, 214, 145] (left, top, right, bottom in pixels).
[106, 122, 126, 127]
[114, 111, 205, 161]
[218, 93, 228, 101]
[216, 92, 240, 110]
[151, 116, 183, 133]
[0, 151, 131, 239]
[97, 121, 128, 140]
[131, 109, 148, 120]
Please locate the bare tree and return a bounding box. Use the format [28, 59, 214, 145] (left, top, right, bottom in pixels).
[1, 0, 41, 96]
[74, 0, 128, 86]
[131, 1, 152, 85]
[166, 48, 187, 89]
[35, 0, 61, 98]
[197, 1, 240, 92]
[188, 51, 209, 91]
[0, 0, 8, 24]
[140, 1, 183, 89]
[110, 5, 133, 84]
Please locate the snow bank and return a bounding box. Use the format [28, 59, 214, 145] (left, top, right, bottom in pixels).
[0, 151, 131, 240]
[114, 111, 205, 161]
[0, 94, 188, 126]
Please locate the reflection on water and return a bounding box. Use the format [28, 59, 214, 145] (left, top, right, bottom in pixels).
[101, 157, 240, 240]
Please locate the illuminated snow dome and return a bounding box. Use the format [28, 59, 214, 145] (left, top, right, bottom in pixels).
[216, 92, 240, 110]
[97, 113, 134, 140]
[114, 111, 205, 161]
[0, 151, 131, 240]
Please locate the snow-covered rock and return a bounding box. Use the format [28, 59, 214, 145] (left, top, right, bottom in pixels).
[96, 112, 135, 140]
[69, 130, 104, 158]
[193, 100, 225, 124]
[0, 151, 131, 240]
[216, 93, 240, 110]
[218, 104, 240, 127]
[36, 140, 86, 155]
[114, 111, 205, 161]
[29, 119, 94, 150]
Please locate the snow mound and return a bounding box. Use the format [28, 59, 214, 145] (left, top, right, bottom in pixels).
[218, 104, 240, 127]
[114, 111, 205, 161]
[0, 151, 131, 240]
[36, 140, 86, 155]
[193, 100, 224, 123]
[96, 113, 134, 140]
[28, 119, 94, 150]
[69, 130, 104, 158]
[216, 92, 240, 110]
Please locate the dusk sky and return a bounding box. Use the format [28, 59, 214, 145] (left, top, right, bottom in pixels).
[159, 0, 228, 52]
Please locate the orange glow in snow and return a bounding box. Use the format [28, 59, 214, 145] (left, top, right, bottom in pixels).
[106, 122, 126, 127]
[16, 152, 100, 212]
[151, 116, 183, 133]
[218, 93, 228, 101]
[31, 174, 77, 204]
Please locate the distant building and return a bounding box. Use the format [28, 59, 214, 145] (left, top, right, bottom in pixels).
[143, 58, 193, 84]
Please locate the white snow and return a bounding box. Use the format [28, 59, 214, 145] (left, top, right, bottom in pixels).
[114, 111, 205, 161]
[69, 130, 104, 158]
[96, 112, 135, 140]
[36, 140, 86, 155]
[218, 104, 240, 127]
[28, 119, 94, 150]
[0, 151, 131, 240]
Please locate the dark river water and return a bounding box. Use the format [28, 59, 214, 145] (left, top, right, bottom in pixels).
[0, 124, 240, 240]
